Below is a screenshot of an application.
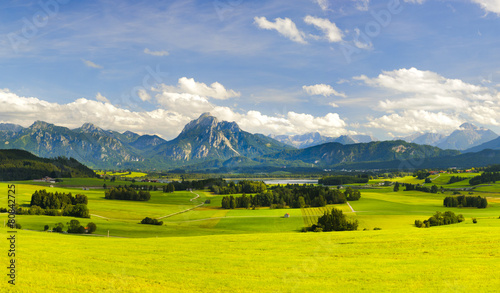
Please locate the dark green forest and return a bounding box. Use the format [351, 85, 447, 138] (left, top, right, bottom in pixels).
[0, 149, 95, 181]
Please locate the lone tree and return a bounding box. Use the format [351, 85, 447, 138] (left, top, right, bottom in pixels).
[393, 182, 400, 192]
[87, 222, 97, 234]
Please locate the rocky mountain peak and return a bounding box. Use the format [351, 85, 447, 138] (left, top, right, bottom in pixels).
[80, 122, 101, 132]
[29, 120, 53, 130]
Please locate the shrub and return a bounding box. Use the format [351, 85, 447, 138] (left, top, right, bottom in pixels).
[472, 218, 477, 224]
[373, 227, 382, 230]
[44, 225, 49, 231]
[15, 223, 21, 229]
[140, 217, 163, 225]
[87, 222, 97, 234]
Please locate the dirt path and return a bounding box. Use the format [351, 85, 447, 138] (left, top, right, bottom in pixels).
[346, 202, 356, 213]
[157, 191, 204, 219]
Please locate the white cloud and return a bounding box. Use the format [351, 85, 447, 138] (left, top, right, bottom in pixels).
[314, 0, 329, 11]
[471, 0, 500, 15]
[254, 16, 307, 44]
[354, 0, 370, 11]
[304, 16, 343, 43]
[0, 89, 191, 139]
[366, 110, 463, 134]
[219, 110, 350, 137]
[137, 88, 151, 102]
[81, 59, 103, 69]
[303, 84, 346, 97]
[95, 92, 110, 103]
[355, 67, 486, 97]
[0, 87, 352, 140]
[144, 48, 169, 56]
[353, 28, 373, 50]
[158, 77, 240, 100]
[358, 67, 500, 134]
[329, 102, 339, 108]
[404, 0, 426, 3]
[155, 92, 213, 116]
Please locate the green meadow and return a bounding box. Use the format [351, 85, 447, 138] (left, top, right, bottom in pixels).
[2, 175, 500, 292]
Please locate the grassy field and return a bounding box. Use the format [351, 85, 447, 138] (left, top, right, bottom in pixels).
[2, 225, 500, 292]
[2, 179, 500, 291]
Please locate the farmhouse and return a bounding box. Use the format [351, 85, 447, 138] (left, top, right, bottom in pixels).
[284, 213, 290, 218]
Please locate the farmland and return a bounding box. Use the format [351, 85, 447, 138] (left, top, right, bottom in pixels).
[2, 175, 500, 292]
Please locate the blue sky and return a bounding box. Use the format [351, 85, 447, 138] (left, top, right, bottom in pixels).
[1, 0, 499, 140]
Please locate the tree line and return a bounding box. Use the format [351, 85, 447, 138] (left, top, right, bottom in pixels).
[318, 175, 369, 186]
[104, 187, 151, 201]
[401, 183, 439, 193]
[221, 185, 361, 209]
[210, 180, 267, 195]
[448, 176, 467, 184]
[469, 172, 500, 185]
[443, 195, 488, 208]
[415, 211, 464, 228]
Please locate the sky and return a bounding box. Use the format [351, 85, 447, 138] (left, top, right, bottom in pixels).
[0, 0, 500, 140]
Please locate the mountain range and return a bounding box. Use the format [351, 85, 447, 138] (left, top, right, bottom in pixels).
[396, 123, 498, 150]
[2, 114, 500, 171]
[270, 132, 377, 148]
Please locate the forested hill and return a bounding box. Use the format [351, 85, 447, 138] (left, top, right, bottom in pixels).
[0, 149, 96, 181]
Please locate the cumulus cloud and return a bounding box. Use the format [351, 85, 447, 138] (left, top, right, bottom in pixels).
[136, 88, 151, 102]
[304, 16, 343, 43]
[82, 59, 103, 69]
[355, 67, 486, 96]
[366, 110, 463, 134]
[314, 0, 329, 11]
[471, 0, 500, 15]
[254, 16, 307, 44]
[0, 89, 191, 138]
[302, 84, 346, 97]
[157, 77, 240, 100]
[95, 92, 110, 103]
[358, 67, 500, 134]
[144, 48, 169, 56]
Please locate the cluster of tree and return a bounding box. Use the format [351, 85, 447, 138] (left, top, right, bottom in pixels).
[140, 217, 163, 225]
[162, 183, 175, 193]
[67, 219, 97, 234]
[221, 185, 361, 209]
[415, 211, 464, 228]
[104, 183, 159, 191]
[0, 149, 96, 181]
[30, 190, 88, 209]
[413, 170, 431, 180]
[308, 208, 358, 232]
[448, 176, 467, 184]
[169, 178, 225, 191]
[104, 187, 151, 201]
[318, 175, 369, 186]
[17, 203, 90, 218]
[469, 172, 500, 185]
[26, 190, 90, 218]
[402, 183, 439, 193]
[443, 195, 488, 208]
[211, 180, 267, 195]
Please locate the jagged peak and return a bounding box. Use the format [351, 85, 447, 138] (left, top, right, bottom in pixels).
[29, 120, 53, 129]
[80, 122, 101, 132]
